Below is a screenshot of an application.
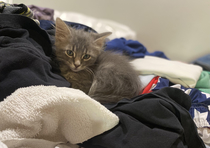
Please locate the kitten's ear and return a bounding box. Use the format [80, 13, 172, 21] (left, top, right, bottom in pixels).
[93, 32, 112, 48]
[55, 17, 72, 47]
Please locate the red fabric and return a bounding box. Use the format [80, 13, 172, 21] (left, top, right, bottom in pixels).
[141, 76, 160, 94]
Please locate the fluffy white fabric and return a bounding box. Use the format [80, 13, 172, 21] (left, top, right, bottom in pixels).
[0, 85, 119, 148]
[130, 56, 203, 88]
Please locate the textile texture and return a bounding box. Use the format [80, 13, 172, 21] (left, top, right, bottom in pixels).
[82, 87, 205, 148]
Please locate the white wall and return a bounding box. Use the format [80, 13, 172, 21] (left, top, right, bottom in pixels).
[13, 0, 210, 62]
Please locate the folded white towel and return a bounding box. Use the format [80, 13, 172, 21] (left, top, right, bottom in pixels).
[0, 85, 119, 148]
[130, 56, 203, 88]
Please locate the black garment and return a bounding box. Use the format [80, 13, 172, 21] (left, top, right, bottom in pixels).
[0, 2, 32, 17]
[0, 14, 70, 101]
[81, 87, 205, 148]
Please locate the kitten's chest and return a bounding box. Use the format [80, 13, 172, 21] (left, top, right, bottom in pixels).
[63, 70, 92, 82]
[61, 70, 93, 94]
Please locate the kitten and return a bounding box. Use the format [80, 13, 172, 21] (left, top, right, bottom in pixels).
[54, 18, 141, 103]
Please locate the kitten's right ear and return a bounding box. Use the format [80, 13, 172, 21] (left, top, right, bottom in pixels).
[93, 32, 112, 48]
[55, 17, 72, 47]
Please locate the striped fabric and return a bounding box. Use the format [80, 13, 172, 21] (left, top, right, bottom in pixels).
[0, 1, 39, 24]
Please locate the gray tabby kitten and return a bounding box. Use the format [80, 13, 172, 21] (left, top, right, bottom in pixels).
[54, 18, 141, 103]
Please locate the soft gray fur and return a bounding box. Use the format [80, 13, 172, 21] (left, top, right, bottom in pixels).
[54, 18, 142, 103]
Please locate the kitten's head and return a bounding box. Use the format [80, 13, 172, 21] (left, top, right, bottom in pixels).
[54, 17, 111, 72]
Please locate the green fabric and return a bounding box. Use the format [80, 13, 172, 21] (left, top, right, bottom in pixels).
[195, 71, 210, 93]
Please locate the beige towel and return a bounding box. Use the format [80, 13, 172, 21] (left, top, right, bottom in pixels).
[0, 85, 119, 148]
[130, 56, 202, 88]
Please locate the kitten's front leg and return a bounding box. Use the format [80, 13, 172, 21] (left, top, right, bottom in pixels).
[65, 76, 92, 94]
[70, 81, 90, 94]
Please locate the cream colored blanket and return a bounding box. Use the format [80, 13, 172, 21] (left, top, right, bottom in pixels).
[0, 85, 119, 148]
[130, 56, 203, 88]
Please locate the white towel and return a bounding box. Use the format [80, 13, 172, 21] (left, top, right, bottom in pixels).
[0, 85, 119, 148]
[130, 56, 203, 88]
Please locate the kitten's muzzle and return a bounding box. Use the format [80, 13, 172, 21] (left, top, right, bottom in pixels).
[74, 60, 81, 67]
[71, 65, 83, 72]
[74, 63, 80, 68]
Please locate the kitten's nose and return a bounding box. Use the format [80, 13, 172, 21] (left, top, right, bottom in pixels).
[74, 61, 81, 68]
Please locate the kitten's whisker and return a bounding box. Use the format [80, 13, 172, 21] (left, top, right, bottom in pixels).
[51, 23, 56, 28]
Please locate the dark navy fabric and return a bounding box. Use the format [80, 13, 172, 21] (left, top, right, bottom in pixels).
[40, 21, 168, 60]
[105, 38, 168, 59]
[81, 87, 205, 148]
[192, 54, 210, 71]
[0, 14, 70, 101]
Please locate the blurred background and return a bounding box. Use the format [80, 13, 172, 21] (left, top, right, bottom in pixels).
[6, 0, 210, 62]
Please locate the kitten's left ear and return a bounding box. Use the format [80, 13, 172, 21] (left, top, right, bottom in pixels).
[55, 17, 72, 48]
[93, 32, 112, 48]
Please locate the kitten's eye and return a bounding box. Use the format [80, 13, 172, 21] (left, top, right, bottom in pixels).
[65, 50, 74, 57]
[83, 54, 91, 60]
